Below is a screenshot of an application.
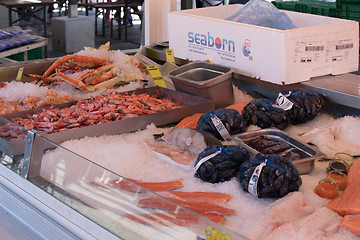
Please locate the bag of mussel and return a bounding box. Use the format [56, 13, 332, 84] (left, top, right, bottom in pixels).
[275, 89, 325, 125]
[241, 99, 290, 130]
[194, 145, 250, 183]
[196, 108, 246, 141]
[237, 153, 302, 198]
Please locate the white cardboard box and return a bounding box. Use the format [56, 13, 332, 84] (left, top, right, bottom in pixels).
[168, 4, 359, 85]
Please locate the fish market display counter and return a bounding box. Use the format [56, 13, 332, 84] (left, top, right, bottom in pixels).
[1, 50, 360, 240]
[0, 116, 244, 240]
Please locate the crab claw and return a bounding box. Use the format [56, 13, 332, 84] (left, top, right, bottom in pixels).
[55, 69, 90, 92]
[43, 55, 108, 77]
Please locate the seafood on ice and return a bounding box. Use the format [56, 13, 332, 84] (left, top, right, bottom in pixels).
[348, 158, 360, 184]
[240, 191, 315, 240]
[94, 178, 184, 193]
[298, 125, 360, 158]
[25, 42, 146, 92]
[264, 207, 342, 240]
[155, 191, 233, 205]
[11, 90, 184, 133]
[144, 139, 196, 167]
[0, 122, 27, 140]
[326, 177, 360, 216]
[124, 212, 205, 227]
[161, 127, 222, 156]
[0, 90, 75, 115]
[340, 214, 360, 236]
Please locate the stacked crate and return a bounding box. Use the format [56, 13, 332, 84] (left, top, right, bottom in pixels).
[7, 47, 43, 61]
[336, 0, 360, 23]
[273, 0, 359, 27]
[272, 0, 337, 17]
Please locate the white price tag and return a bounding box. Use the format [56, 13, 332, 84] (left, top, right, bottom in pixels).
[275, 93, 293, 111]
[248, 161, 267, 197]
[194, 149, 222, 173]
[211, 115, 231, 141]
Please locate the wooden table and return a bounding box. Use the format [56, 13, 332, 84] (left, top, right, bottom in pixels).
[82, 1, 141, 41]
[0, 0, 59, 58]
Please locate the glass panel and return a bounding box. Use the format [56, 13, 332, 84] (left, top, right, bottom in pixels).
[0, 115, 247, 239]
[26, 134, 246, 240]
[0, 117, 27, 174]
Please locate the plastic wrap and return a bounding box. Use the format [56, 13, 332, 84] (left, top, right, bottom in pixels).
[226, 0, 296, 30]
[0, 26, 41, 52]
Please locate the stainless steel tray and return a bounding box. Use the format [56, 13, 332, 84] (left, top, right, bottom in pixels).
[233, 128, 326, 174]
[1, 87, 215, 156]
[167, 61, 234, 108]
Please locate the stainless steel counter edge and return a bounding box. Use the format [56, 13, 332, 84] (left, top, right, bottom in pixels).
[232, 72, 360, 116]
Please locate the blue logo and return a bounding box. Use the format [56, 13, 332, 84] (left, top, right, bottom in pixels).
[242, 39, 251, 57]
[188, 32, 235, 52]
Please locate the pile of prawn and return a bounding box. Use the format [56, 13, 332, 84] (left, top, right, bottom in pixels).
[0, 90, 75, 115]
[11, 89, 184, 134]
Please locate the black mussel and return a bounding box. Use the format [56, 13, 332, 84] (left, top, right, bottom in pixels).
[237, 153, 302, 198]
[194, 145, 250, 183]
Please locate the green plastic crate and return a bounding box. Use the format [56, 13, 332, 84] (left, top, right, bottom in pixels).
[337, 3, 360, 12]
[8, 47, 43, 61]
[311, 6, 333, 16]
[273, 0, 337, 17]
[336, 0, 359, 5]
[294, 1, 336, 17]
[295, 2, 311, 13]
[336, 4, 360, 19]
[272, 1, 297, 11]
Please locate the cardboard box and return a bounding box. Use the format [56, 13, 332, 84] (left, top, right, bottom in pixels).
[168, 4, 359, 85]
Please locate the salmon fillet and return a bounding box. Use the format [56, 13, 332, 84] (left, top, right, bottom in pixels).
[138, 196, 236, 216]
[348, 158, 360, 184]
[340, 214, 360, 236]
[124, 211, 226, 226]
[157, 191, 233, 205]
[326, 177, 360, 216]
[93, 178, 183, 192]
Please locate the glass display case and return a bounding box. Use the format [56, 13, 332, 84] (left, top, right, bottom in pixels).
[0, 116, 247, 240]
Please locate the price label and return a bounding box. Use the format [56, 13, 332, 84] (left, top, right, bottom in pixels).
[166, 49, 175, 64]
[248, 161, 267, 197]
[275, 92, 293, 110]
[204, 59, 213, 63]
[16, 67, 24, 82]
[146, 65, 167, 88]
[138, 44, 143, 53]
[210, 115, 231, 141]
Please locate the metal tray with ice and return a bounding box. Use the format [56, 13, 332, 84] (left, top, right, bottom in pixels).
[232, 128, 326, 174]
[0, 87, 215, 156]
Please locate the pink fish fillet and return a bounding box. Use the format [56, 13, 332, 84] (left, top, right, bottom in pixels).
[340, 214, 360, 236]
[138, 196, 236, 216]
[144, 139, 195, 166]
[156, 191, 233, 205]
[326, 177, 360, 216]
[348, 158, 360, 184]
[264, 207, 342, 240]
[244, 191, 315, 240]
